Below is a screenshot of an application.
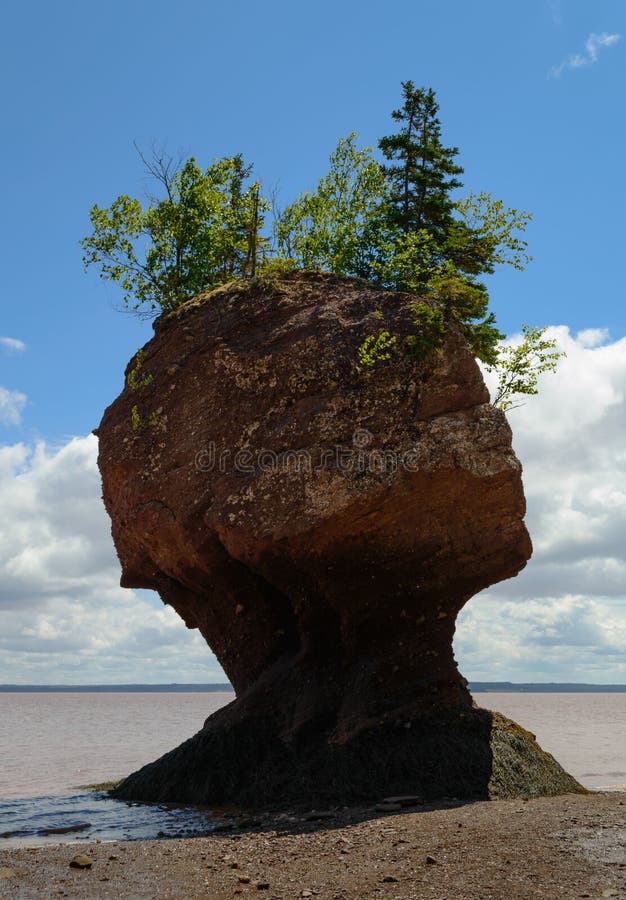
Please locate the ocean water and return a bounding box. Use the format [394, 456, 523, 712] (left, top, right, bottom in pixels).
[0, 691, 235, 847]
[0, 691, 234, 800]
[0, 690, 624, 847]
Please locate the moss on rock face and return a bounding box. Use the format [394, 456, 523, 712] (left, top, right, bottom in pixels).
[488, 713, 585, 799]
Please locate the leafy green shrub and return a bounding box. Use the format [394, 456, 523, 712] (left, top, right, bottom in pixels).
[127, 349, 153, 390]
[358, 331, 398, 368]
[406, 302, 447, 358]
[488, 326, 565, 411]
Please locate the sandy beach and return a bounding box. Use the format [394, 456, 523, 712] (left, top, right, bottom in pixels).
[1, 792, 625, 899]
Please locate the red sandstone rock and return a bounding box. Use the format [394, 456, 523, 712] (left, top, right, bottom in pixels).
[96, 273, 579, 806]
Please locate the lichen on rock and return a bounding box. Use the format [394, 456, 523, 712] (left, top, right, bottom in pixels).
[96, 272, 583, 806]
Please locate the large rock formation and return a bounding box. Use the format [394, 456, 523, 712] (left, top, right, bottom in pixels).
[96, 272, 582, 806]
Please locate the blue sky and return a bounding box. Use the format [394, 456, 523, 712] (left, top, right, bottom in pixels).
[1, 0, 625, 683]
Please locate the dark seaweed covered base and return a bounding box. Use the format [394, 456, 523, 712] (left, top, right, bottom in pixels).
[112, 704, 584, 809]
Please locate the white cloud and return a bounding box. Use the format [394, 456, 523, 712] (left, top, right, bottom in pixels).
[456, 595, 626, 682]
[456, 327, 626, 682]
[577, 327, 610, 348]
[0, 387, 27, 425]
[0, 436, 225, 683]
[550, 31, 621, 78]
[0, 337, 26, 353]
[586, 31, 621, 60]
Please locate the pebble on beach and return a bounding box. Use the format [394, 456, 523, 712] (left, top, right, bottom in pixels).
[69, 855, 93, 869]
[0, 867, 18, 879]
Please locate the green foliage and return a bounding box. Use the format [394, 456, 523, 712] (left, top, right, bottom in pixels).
[405, 277, 502, 364]
[372, 86, 529, 360]
[127, 349, 153, 390]
[373, 229, 437, 292]
[257, 256, 299, 278]
[406, 301, 446, 358]
[276, 134, 391, 281]
[128, 349, 160, 430]
[488, 326, 565, 411]
[358, 330, 397, 367]
[454, 192, 533, 273]
[378, 82, 463, 238]
[81, 148, 268, 316]
[275, 86, 531, 365]
[423, 269, 503, 365]
[130, 404, 142, 432]
[130, 402, 161, 432]
[84, 84, 559, 408]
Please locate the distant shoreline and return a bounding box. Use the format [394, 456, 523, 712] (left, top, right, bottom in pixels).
[0, 683, 234, 693]
[1, 682, 626, 693]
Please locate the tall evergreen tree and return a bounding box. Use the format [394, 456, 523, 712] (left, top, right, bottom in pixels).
[378, 82, 463, 238]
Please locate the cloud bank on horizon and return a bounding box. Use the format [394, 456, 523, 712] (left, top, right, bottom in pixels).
[550, 31, 621, 78]
[0, 324, 625, 684]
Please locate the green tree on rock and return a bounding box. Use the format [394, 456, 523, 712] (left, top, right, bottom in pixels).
[82, 85, 561, 413]
[275, 134, 391, 282]
[81, 148, 268, 316]
[277, 83, 533, 366]
[378, 82, 463, 240]
[374, 83, 530, 363]
[488, 325, 565, 411]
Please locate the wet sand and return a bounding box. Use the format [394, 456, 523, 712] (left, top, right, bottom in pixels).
[1, 792, 625, 899]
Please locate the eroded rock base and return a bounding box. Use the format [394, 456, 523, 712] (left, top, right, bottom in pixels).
[112, 706, 584, 809]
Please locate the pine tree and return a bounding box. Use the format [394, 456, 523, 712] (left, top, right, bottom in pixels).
[378, 82, 463, 239]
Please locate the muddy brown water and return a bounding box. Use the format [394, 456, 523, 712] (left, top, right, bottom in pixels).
[0, 691, 624, 846]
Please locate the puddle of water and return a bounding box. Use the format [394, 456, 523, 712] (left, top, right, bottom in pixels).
[0, 791, 229, 848]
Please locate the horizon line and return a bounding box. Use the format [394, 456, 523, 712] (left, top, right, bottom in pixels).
[2, 680, 626, 692]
